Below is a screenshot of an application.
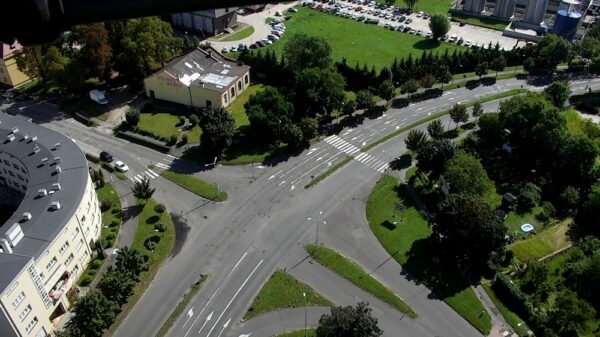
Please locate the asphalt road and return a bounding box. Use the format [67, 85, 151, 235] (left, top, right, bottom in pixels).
[4, 75, 600, 337]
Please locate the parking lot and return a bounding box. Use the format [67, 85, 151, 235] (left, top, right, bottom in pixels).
[305, 0, 527, 50]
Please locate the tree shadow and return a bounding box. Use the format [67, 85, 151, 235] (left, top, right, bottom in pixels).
[481, 77, 497, 86]
[390, 154, 412, 171]
[121, 204, 143, 223]
[391, 97, 409, 109]
[443, 129, 459, 139]
[364, 105, 387, 119]
[465, 80, 481, 90]
[381, 220, 397, 231]
[412, 39, 441, 50]
[170, 212, 190, 257]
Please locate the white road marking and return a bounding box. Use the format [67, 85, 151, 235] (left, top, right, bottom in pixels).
[268, 170, 283, 181]
[384, 121, 391, 124]
[196, 311, 213, 335]
[184, 288, 219, 337]
[167, 154, 176, 158]
[290, 184, 296, 191]
[161, 158, 172, 162]
[279, 180, 286, 186]
[417, 107, 423, 111]
[379, 128, 387, 132]
[279, 148, 328, 179]
[355, 153, 368, 161]
[216, 319, 231, 337]
[291, 152, 342, 185]
[206, 260, 264, 337]
[156, 162, 171, 169]
[184, 307, 194, 326]
[395, 126, 400, 130]
[362, 141, 367, 146]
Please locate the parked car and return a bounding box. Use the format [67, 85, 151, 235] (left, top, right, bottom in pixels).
[426, 32, 432, 38]
[238, 43, 246, 50]
[449, 34, 457, 42]
[396, 24, 404, 31]
[275, 10, 283, 16]
[115, 161, 129, 173]
[440, 34, 449, 40]
[221, 47, 229, 53]
[89, 89, 108, 105]
[230, 46, 238, 52]
[100, 151, 114, 162]
[464, 40, 472, 47]
[405, 18, 412, 23]
[416, 29, 423, 35]
[457, 37, 464, 44]
[288, 7, 298, 12]
[249, 43, 259, 49]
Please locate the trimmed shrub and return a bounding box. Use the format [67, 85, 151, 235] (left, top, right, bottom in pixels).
[168, 135, 178, 145]
[106, 234, 116, 241]
[154, 223, 167, 232]
[79, 276, 92, 286]
[110, 220, 119, 227]
[154, 203, 166, 213]
[100, 200, 112, 212]
[145, 241, 157, 250]
[91, 259, 103, 269]
[112, 208, 121, 215]
[178, 116, 186, 125]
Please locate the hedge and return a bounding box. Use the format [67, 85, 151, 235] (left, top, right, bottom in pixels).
[115, 131, 171, 153]
[86, 153, 100, 163]
[73, 112, 95, 126]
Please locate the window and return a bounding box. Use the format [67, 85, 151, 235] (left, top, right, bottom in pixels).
[25, 317, 38, 333]
[19, 304, 32, 321]
[3, 159, 9, 165]
[223, 94, 228, 104]
[58, 241, 69, 255]
[230, 87, 235, 97]
[78, 250, 88, 264]
[46, 256, 57, 271]
[238, 81, 242, 90]
[244, 74, 249, 84]
[12, 291, 25, 309]
[71, 265, 79, 276]
[71, 227, 79, 240]
[65, 253, 74, 266]
[12, 163, 19, 169]
[76, 239, 84, 252]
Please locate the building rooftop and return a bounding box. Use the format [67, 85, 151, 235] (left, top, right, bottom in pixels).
[149, 47, 250, 93]
[1, 41, 22, 60]
[0, 113, 89, 259]
[0, 253, 32, 294]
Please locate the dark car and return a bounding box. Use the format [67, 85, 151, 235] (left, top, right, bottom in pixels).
[100, 151, 114, 162]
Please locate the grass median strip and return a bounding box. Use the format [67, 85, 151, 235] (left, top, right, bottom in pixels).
[244, 269, 332, 320]
[305, 243, 417, 318]
[155, 275, 208, 337]
[276, 328, 317, 337]
[305, 157, 351, 189]
[161, 170, 228, 201]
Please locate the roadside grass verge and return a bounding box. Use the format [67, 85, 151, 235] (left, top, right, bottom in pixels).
[155, 275, 208, 337]
[481, 283, 530, 337]
[450, 13, 509, 31]
[244, 270, 332, 320]
[305, 243, 417, 318]
[161, 170, 228, 202]
[509, 219, 572, 261]
[365, 175, 492, 334]
[221, 26, 255, 42]
[276, 328, 317, 337]
[305, 157, 352, 188]
[114, 172, 128, 180]
[106, 198, 176, 336]
[97, 183, 122, 247]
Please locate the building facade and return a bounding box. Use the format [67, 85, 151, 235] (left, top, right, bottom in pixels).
[171, 8, 238, 36]
[0, 113, 101, 337]
[144, 47, 250, 109]
[1, 42, 30, 88]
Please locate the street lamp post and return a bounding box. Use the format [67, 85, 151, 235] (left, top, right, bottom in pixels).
[316, 211, 323, 245]
[303, 292, 307, 337]
[205, 156, 221, 196]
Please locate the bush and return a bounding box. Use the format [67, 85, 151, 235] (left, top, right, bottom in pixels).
[125, 107, 141, 126]
[85, 153, 100, 163]
[115, 131, 171, 152]
[79, 276, 92, 286]
[101, 162, 115, 173]
[110, 220, 119, 227]
[178, 116, 186, 125]
[536, 201, 556, 222]
[91, 259, 103, 269]
[145, 241, 157, 250]
[181, 133, 188, 144]
[169, 135, 178, 145]
[154, 223, 167, 232]
[189, 114, 199, 127]
[154, 203, 166, 213]
[492, 274, 531, 319]
[100, 200, 112, 212]
[112, 208, 121, 215]
[106, 234, 116, 241]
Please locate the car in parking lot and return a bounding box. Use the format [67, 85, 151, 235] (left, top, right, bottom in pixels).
[100, 151, 114, 162]
[457, 37, 464, 44]
[405, 18, 412, 23]
[440, 34, 449, 41]
[416, 29, 423, 35]
[426, 32, 432, 38]
[115, 161, 129, 173]
[249, 43, 259, 49]
[288, 7, 298, 12]
[396, 24, 404, 31]
[398, 15, 406, 21]
[449, 34, 458, 43]
[464, 40, 472, 47]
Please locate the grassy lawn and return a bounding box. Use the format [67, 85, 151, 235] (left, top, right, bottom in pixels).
[562, 108, 587, 135]
[305, 243, 417, 318]
[504, 207, 543, 234]
[276, 329, 317, 337]
[481, 283, 530, 337]
[139, 107, 201, 144]
[245, 270, 332, 320]
[262, 7, 464, 70]
[365, 175, 492, 334]
[379, 0, 452, 14]
[107, 198, 176, 335]
[155, 275, 208, 337]
[227, 84, 263, 127]
[161, 170, 228, 201]
[509, 219, 573, 262]
[97, 183, 122, 247]
[222, 26, 255, 41]
[451, 13, 509, 31]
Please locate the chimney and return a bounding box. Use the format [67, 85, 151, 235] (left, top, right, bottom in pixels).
[50, 201, 61, 210]
[0, 238, 13, 254]
[37, 189, 47, 198]
[22, 212, 32, 221]
[51, 183, 61, 191]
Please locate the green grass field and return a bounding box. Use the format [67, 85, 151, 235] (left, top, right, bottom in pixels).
[305, 244, 417, 318]
[450, 13, 509, 31]
[263, 7, 464, 70]
[504, 207, 543, 234]
[245, 270, 332, 320]
[222, 26, 255, 41]
[160, 170, 228, 201]
[481, 283, 530, 336]
[365, 175, 492, 334]
[138, 108, 201, 144]
[97, 183, 121, 247]
[227, 84, 263, 127]
[276, 329, 317, 337]
[509, 219, 572, 262]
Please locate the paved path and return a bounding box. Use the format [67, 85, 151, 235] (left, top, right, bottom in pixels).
[238, 307, 329, 337]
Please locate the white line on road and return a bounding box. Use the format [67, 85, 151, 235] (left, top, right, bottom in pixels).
[279, 180, 286, 186]
[156, 162, 171, 169]
[196, 311, 214, 335]
[216, 319, 231, 337]
[183, 307, 194, 327]
[268, 170, 283, 181]
[206, 260, 264, 337]
[290, 152, 342, 185]
[167, 154, 176, 158]
[184, 289, 219, 337]
[279, 148, 328, 179]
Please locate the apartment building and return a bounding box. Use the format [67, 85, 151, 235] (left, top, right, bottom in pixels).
[1, 42, 30, 88]
[0, 113, 101, 337]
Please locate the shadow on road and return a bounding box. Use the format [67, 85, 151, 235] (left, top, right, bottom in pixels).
[170, 212, 191, 257]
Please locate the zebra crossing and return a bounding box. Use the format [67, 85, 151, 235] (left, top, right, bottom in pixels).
[130, 168, 161, 183]
[324, 135, 389, 173]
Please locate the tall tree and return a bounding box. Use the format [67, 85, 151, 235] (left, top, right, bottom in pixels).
[443, 151, 493, 196]
[294, 68, 345, 118]
[283, 34, 332, 72]
[356, 90, 375, 110]
[379, 79, 395, 102]
[427, 119, 445, 140]
[40, 46, 66, 83]
[449, 103, 468, 129]
[490, 55, 506, 77]
[548, 290, 596, 336]
[471, 102, 484, 120]
[429, 14, 451, 40]
[416, 138, 456, 179]
[67, 291, 118, 337]
[405, 129, 428, 153]
[15, 46, 45, 81]
[245, 86, 294, 142]
[75, 23, 113, 81]
[475, 61, 488, 79]
[199, 106, 236, 155]
[401, 78, 419, 100]
[125, 107, 140, 126]
[131, 178, 155, 200]
[97, 268, 135, 305]
[432, 193, 507, 270]
[420, 74, 437, 89]
[115, 247, 148, 279]
[316, 302, 383, 337]
[436, 65, 452, 90]
[544, 81, 571, 108]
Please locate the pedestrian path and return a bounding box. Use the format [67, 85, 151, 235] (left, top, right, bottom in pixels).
[324, 135, 389, 173]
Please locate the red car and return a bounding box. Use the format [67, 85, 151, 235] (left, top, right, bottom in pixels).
[355, 6, 362, 11]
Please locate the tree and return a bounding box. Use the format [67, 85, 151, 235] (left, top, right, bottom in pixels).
[199, 106, 235, 155]
[356, 90, 375, 110]
[300, 117, 319, 141]
[548, 290, 596, 336]
[405, 129, 428, 153]
[449, 103, 468, 129]
[283, 34, 332, 72]
[560, 186, 580, 210]
[443, 151, 493, 197]
[15, 46, 45, 80]
[115, 247, 148, 279]
[544, 81, 571, 108]
[67, 291, 118, 337]
[427, 119, 445, 139]
[416, 138, 456, 179]
[475, 61, 488, 79]
[437, 65, 452, 90]
[420, 74, 436, 89]
[97, 268, 135, 305]
[384, 0, 396, 4]
[294, 68, 345, 117]
[342, 99, 357, 116]
[404, 0, 418, 10]
[281, 123, 305, 148]
[471, 102, 484, 120]
[131, 177, 155, 199]
[429, 14, 450, 40]
[316, 302, 383, 337]
[379, 79, 395, 102]
[125, 107, 140, 126]
[401, 78, 419, 100]
[40, 46, 66, 83]
[432, 193, 507, 269]
[75, 23, 113, 80]
[189, 114, 199, 127]
[490, 55, 506, 77]
[578, 183, 600, 234]
[531, 34, 571, 73]
[245, 86, 294, 142]
[519, 183, 542, 209]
